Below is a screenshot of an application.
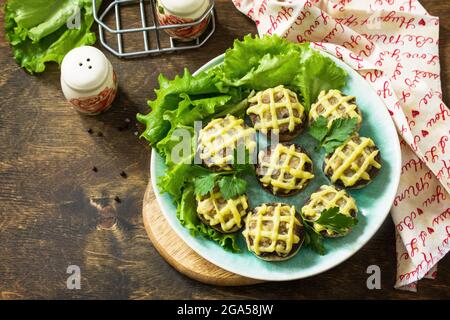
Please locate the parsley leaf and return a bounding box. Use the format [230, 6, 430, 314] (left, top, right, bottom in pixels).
[193, 174, 217, 196]
[193, 156, 250, 200]
[308, 117, 358, 154]
[322, 117, 358, 153]
[308, 116, 328, 142]
[303, 221, 326, 255]
[322, 139, 346, 154]
[301, 207, 357, 254]
[314, 207, 358, 234]
[218, 175, 248, 200]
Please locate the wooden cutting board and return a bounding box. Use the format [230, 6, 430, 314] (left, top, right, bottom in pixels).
[142, 182, 262, 286]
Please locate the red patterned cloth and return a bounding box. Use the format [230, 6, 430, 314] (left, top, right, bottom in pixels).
[232, 0, 449, 291]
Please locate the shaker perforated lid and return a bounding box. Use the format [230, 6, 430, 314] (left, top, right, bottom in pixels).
[61, 46, 109, 92]
[159, 0, 208, 18]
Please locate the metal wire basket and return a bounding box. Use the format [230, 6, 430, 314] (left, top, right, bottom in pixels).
[93, 0, 216, 58]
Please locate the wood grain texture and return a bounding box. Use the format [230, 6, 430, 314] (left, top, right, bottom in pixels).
[142, 183, 262, 286]
[0, 0, 449, 299]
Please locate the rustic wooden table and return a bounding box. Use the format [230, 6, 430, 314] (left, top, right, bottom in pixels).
[0, 0, 449, 300]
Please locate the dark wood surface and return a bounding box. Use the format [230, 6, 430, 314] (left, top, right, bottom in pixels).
[0, 0, 449, 300]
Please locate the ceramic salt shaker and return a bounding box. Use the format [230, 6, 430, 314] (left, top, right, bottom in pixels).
[61, 46, 118, 115]
[156, 0, 211, 41]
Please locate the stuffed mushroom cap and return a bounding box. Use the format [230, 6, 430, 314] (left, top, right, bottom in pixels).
[256, 143, 314, 197]
[302, 185, 358, 237]
[196, 189, 249, 233]
[198, 114, 256, 171]
[247, 85, 306, 141]
[323, 135, 381, 189]
[309, 89, 362, 129]
[243, 203, 305, 261]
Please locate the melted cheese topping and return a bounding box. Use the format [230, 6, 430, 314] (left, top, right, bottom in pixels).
[246, 85, 305, 135]
[302, 185, 358, 235]
[310, 90, 362, 128]
[197, 190, 248, 232]
[258, 144, 314, 193]
[198, 114, 256, 170]
[324, 136, 382, 187]
[243, 203, 301, 256]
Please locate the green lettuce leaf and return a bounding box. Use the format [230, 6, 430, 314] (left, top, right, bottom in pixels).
[214, 34, 347, 104]
[5, 0, 101, 74]
[158, 162, 210, 200]
[155, 124, 196, 165]
[176, 183, 240, 252]
[163, 94, 232, 127]
[221, 34, 304, 80]
[217, 34, 308, 90]
[137, 69, 224, 151]
[293, 49, 347, 110]
[137, 69, 250, 154]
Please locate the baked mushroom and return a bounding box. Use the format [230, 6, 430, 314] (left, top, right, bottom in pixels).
[323, 135, 381, 188]
[309, 89, 362, 129]
[301, 185, 358, 237]
[256, 143, 314, 197]
[243, 203, 305, 261]
[196, 189, 249, 233]
[198, 114, 256, 171]
[246, 85, 306, 141]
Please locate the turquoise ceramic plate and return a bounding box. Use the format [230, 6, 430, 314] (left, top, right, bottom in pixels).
[151, 53, 401, 281]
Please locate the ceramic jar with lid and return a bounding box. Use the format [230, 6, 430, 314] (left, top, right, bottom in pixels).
[61, 46, 118, 115]
[156, 0, 211, 41]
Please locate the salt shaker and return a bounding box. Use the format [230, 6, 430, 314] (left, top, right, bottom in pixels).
[156, 0, 211, 41]
[61, 46, 118, 115]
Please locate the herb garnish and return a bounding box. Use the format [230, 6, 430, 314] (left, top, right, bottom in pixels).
[303, 222, 326, 255]
[302, 207, 358, 255]
[313, 207, 358, 234]
[194, 150, 254, 200]
[308, 116, 358, 154]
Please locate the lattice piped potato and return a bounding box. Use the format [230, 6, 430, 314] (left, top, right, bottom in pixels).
[310, 89, 362, 129]
[323, 135, 381, 188]
[198, 114, 256, 171]
[256, 143, 314, 197]
[196, 189, 249, 233]
[247, 85, 306, 141]
[302, 185, 358, 237]
[243, 203, 305, 261]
